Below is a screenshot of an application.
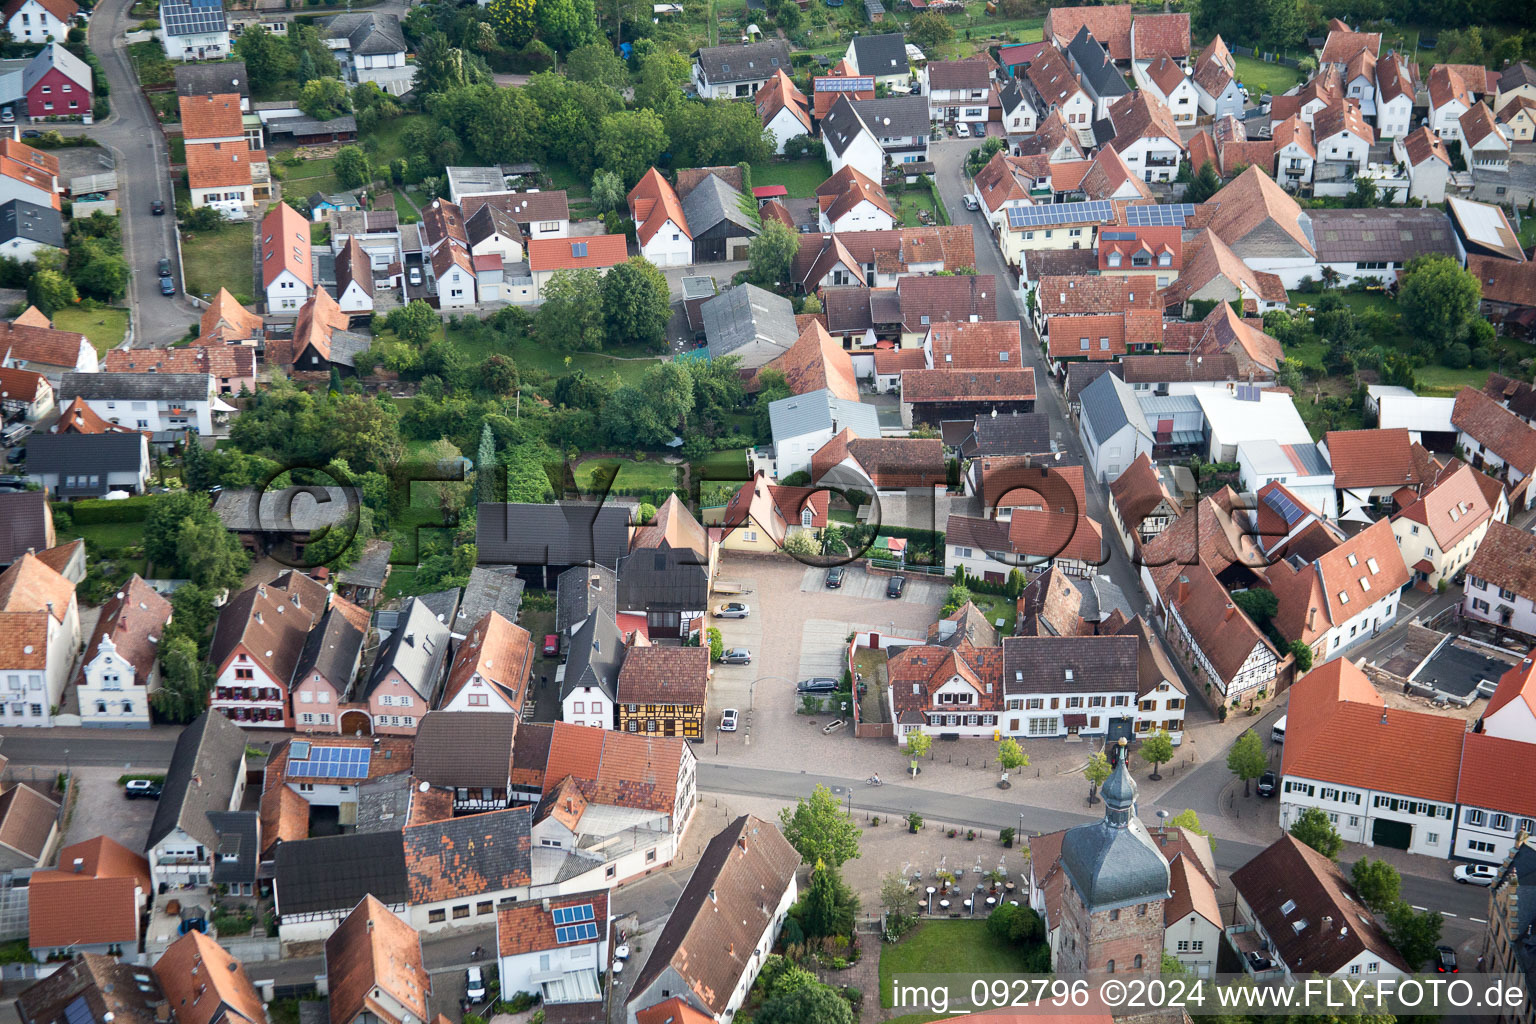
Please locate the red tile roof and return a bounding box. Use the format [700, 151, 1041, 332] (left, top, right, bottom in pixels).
[628, 168, 691, 248]
[1465, 519, 1536, 601]
[442, 611, 534, 710]
[1324, 428, 1425, 489]
[1045, 4, 1132, 60]
[324, 896, 430, 1024]
[260, 202, 312, 289]
[927, 319, 1023, 368]
[527, 235, 628, 273]
[1132, 12, 1189, 59]
[178, 93, 243, 141]
[1485, 651, 1536, 723]
[1457, 731, 1536, 817]
[889, 641, 1005, 718]
[1038, 274, 1159, 316]
[1, 0, 76, 24]
[1398, 125, 1450, 167]
[1453, 386, 1536, 474]
[1281, 658, 1464, 802]
[28, 836, 150, 948]
[1391, 461, 1496, 551]
[153, 933, 266, 1024]
[754, 69, 811, 134]
[497, 889, 611, 958]
[616, 645, 709, 706]
[185, 142, 252, 191]
[1267, 517, 1410, 646]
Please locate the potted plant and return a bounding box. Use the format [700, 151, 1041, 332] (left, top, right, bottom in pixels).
[936, 870, 956, 894]
[871, 816, 880, 826]
[966, 829, 977, 841]
[999, 826, 1015, 848]
[947, 828, 959, 838]
[907, 812, 923, 834]
[986, 868, 1008, 893]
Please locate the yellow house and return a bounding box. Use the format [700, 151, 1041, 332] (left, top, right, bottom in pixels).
[1001, 202, 1116, 274]
[1495, 95, 1536, 142]
[718, 470, 829, 554]
[1389, 461, 1507, 590]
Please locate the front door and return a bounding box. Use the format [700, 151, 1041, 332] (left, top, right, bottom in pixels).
[1371, 817, 1412, 850]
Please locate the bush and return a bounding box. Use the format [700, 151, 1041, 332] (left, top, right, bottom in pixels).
[55, 495, 159, 524]
[1441, 343, 1471, 369]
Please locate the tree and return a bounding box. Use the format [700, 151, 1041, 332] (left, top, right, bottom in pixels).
[634, 45, 692, 113]
[27, 268, 76, 314]
[905, 731, 931, 770]
[879, 871, 919, 933]
[1399, 253, 1481, 349]
[536, 0, 589, 51]
[478, 354, 518, 397]
[1226, 729, 1267, 797]
[1166, 809, 1211, 843]
[747, 218, 798, 289]
[334, 146, 373, 190]
[783, 531, 817, 556]
[1385, 900, 1443, 969]
[177, 513, 251, 592]
[1140, 730, 1175, 780]
[538, 268, 607, 351]
[1290, 807, 1345, 860]
[706, 626, 723, 661]
[598, 109, 668, 186]
[181, 434, 214, 493]
[778, 783, 861, 866]
[299, 77, 351, 120]
[1184, 161, 1223, 203]
[234, 27, 290, 93]
[150, 635, 212, 723]
[1084, 750, 1111, 802]
[941, 584, 972, 615]
[144, 492, 210, 571]
[1289, 640, 1314, 672]
[755, 985, 853, 1024]
[802, 859, 843, 938]
[1162, 952, 1189, 976]
[475, 423, 499, 505]
[486, 0, 536, 46]
[590, 169, 626, 215]
[602, 256, 672, 350]
[72, 251, 130, 300]
[1345, 175, 1378, 209]
[986, 902, 1043, 946]
[641, 360, 695, 437]
[1351, 858, 1401, 915]
[996, 737, 1028, 786]
[566, 42, 629, 88]
[164, 583, 221, 653]
[1231, 587, 1277, 624]
[908, 10, 954, 53]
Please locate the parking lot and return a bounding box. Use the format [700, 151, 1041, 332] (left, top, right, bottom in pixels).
[704, 558, 944, 766]
[63, 765, 159, 851]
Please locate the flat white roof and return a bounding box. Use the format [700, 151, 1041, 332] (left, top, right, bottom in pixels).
[1374, 393, 1457, 434]
[1193, 385, 1313, 447]
[1447, 196, 1513, 248]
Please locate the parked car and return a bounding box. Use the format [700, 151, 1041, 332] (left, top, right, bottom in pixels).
[886, 575, 906, 598]
[963, 195, 979, 211]
[20, 129, 39, 138]
[797, 677, 838, 694]
[542, 634, 559, 656]
[408, 265, 423, 287]
[1453, 863, 1499, 886]
[955, 122, 971, 137]
[157, 257, 172, 278]
[826, 566, 844, 589]
[124, 779, 161, 800]
[6, 447, 24, 464]
[465, 967, 486, 1001]
[151, 199, 165, 215]
[1256, 770, 1277, 797]
[1435, 946, 1457, 973]
[160, 275, 176, 296]
[719, 647, 752, 665]
[714, 602, 750, 618]
[720, 708, 738, 732]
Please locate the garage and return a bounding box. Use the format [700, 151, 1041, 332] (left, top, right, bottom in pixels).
[1371, 817, 1412, 850]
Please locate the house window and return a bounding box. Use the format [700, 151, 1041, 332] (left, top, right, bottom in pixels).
[429, 909, 446, 923]
[477, 901, 494, 915]
[453, 905, 470, 919]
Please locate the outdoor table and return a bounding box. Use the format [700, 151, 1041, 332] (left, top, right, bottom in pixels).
[939, 899, 950, 910]
[963, 899, 972, 909]
[1009, 900, 1019, 906]
[986, 897, 997, 907]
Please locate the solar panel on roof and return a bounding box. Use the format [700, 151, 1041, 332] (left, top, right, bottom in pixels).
[816, 76, 875, 91]
[1125, 204, 1196, 227]
[291, 740, 311, 759]
[552, 903, 595, 925]
[1262, 488, 1307, 527]
[163, 0, 226, 36]
[287, 746, 371, 779]
[64, 996, 93, 1024]
[555, 921, 600, 944]
[1006, 200, 1114, 228]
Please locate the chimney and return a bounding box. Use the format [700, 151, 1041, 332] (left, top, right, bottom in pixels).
[737, 835, 748, 854]
[542, 898, 551, 911]
[709, 888, 717, 904]
[366, 918, 374, 932]
[72, 857, 84, 873]
[1322, 915, 1332, 929]
[1224, 603, 1236, 622]
[1176, 575, 1190, 605]
[1306, 607, 1316, 632]
[1380, 711, 1388, 724]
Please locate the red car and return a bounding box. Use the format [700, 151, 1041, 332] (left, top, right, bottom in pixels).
[543, 634, 559, 656]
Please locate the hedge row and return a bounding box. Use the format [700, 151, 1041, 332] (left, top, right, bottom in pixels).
[53, 495, 159, 524]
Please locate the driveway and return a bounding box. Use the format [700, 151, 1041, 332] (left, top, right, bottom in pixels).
[797, 563, 946, 605]
[63, 765, 158, 852]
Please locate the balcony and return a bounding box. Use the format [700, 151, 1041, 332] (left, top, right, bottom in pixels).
[1144, 155, 1179, 168]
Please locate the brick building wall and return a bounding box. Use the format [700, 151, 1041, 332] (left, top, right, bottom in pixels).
[1057, 890, 1167, 975]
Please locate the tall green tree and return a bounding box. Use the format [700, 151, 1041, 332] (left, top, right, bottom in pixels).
[908, 10, 954, 53]
[486, 0, 536, 46]
[1084, 750, 1112, 802]
[1399, 253, 1481, 348]
[755, 985, 853, 1024]
[1289, 807, 1345, 860]
[299, 77, 351, 120]
[602, 256, 672, 351]
[334, 146, 373, 190]
[176, 513, 251, 592]
[802, 859, 840, 938]
[150, 635, 213, 723]
[996, 737, 1029, 786]
[234, 28, 290, 93]
[778, 783, 861, 866]
[1226, 729, 1267, 797]
[1184, 160, 1223, 203]
[535, 0, 589, 51]
[144, 492, 211, 571]
[565, 42, 629, 88]
[538, 268, 607, 351]
[27, 268, 77, 315]
[747, 218, 798, 289]
[590, 169, 626, 215]
[386, 299, 442, 347]
[475, 423, 499, 505]
[598, 109, 668, 186]
[1350, 858, 1401, 915]
[1385, 900, 1443, 969]
[1140, 730, 1175, 779]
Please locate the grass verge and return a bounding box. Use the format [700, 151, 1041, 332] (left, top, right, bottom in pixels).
[182, 221, 255, 306]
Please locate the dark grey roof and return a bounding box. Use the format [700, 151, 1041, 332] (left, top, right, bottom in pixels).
[679, 174, 759, 238]
[850, 32, 908, 76]
[337, 539, 392, 590]
[160, 0, 227, 40]
[1058, 755, 1170, 912]
[354, 771, 413, 832]
[365, 596, 451, 700]
[556, 564, 618, 634]
[326, 11, 406, 55]
[266, 114, 358, 137]
[147, 712, 247, 852]
[1498, 838, 1536, 1001]
[207, 810, 258, 885]
[1001, 634, 1140, 695]
[174, 60, 249, 99]
[0, 200, 62, 248]
[402, 806, 532, 902]
[850, 95, 929, 138]
[1067, 27, 1130, 100]
[465, 203, 523, 248]
[1499, 61, 1536, 93]
[701, 284, 798, 359]
[961, 411, 1053, 457]
[616, 547, 709, 614]
[413, 588, 461, 629]
[476, 502, 632, 570]
[25, 432, 147, 479]
[769, 388, 881, 442]
[823, 285, 874, 334]
[453, 566, 524, 634]
[0, 490, 51, 565]
[561, 608, 626, 702]
[59, 372, 211, 403]
[1078, 371, 1151, 445]
[273, 832, 409, 915]
[999, 78, 1033, 116]
[213, 487, 360, 534]
[694, 39, 791, 85]
[820, 96, 872, 158]
[1309, 208, 1460, 264]
[293, 604, 364, 689]
[411, 711, 516, 790]
[1066, 361, 1120, 405]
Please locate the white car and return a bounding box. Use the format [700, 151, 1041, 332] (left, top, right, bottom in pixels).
[1453, 863, 1499, 886]
[963, 195, 979, 211]
[465, 967, 486, 1002]
[720, 708, 739, 732]
[714, 602, 750, 618]
[955, 123, 971, 138]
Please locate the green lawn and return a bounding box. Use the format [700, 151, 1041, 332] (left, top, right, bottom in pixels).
[750, 157, 833, 198]
[1519, 217, 1536, 250]
[879, 921, 1039, 1007]
[65, 522, 145, 552]
[692, 448, 749, 485]
[393, 190, 420, 225]
[380, 321, 662, 389]
[52, 306, 129, 357]
[896, 188, 939, 228]
[182, 221, 255, 306]
[277, 156, 340, 206]
[574, 457, 682, 494]
[364, 114, 432, 166]
[970, 593, 1017, 635]
[1230, 54, 1305, 96]
[127, 41, 172, 87]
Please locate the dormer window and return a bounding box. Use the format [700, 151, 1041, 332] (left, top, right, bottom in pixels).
[1159, 252, 1171, 266]
[1108, 251, 1122, 267]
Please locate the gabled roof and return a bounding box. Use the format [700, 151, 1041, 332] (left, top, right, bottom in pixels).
[695, 39, 790, 84]
[185, 141, 251, 190]
[1, 0, 77, 28]
[1109, 453, 1176, 534]
[442, 611, 534, 711]
[1080, 145, 1153, 201]
[896, 274, 997, 332]
[0, 550, 73, 624]
[1080, 370, 1151, 446]
[627, 815, 800, 1016]
[1377, 51, 1416, 105]
[0, 314, 86, 369]
[209, 569, 332, 688]
[1268, 517, 1411, 646]
[1164, 561, 1276, 681]
[1325, 428, 1425, 489]
[927, 57, 991, 91]
[1391, 461, 1496, 551]
[402, 806, 531, 903]
[702, 283, 798, 360]
[526, 235, 627, 273]
[1040, 274, 1159, 317]
[153, 933, 265, 1024]
[1025, 43, 1084, 107]
[848, 32, 908, 76]
[0, 490, 51, 565]
[16, 954, 163, 1024]
[816, 163, 893, 223]
[325, 896, 429, 1024]
[889, 641, 1005, 715]
[1205, 165, 1314, 257]
[325, 11, 406, 56]
[1433, 61, 1490, 96]
[1001, 634, 1138, 695]
[1161, 228, 1287, 309]
[1132, 12, 1189, 59]
[476, 502, 631, 569]
[756, 319, 859, 401]
[60, 371, 212, 404]
[77, 574, 171, 686]
[147, 712, 247, 852]
[27, 836, 149, 948]
[1460, 102, 1508, 149]
[755, 68, 811, 135]
[1469, 256, 1536, 309]
[1457, 731, 1536, 818]
[1312, 98, 1375, 144]
[1429, 64, 1473, 111]
[199, 287, 263, 343]
[561, 607, 626, 702]
[616, 645, 709, 706]
[927, 319, 1022, 368]
[104, 343, 254, 383]
[628, 168, 690, 248]
[1398, 125, 1450, 167]
[680, 173, 757, 238]
[179, 92, 243, 141]
[1230, 833, 1409, 976]
[496, 889, 611, 959]
[1045, 4, 1132, 61]
[1466, 519, 1536, 600]
[365, 594, 451, 700]
[1319, 26, 1380, 67]
[1067, 27, 1130, 100]
[1453, 386, 1536, 475]
[260, 202, 312, 289]
[1191, 35, 1235, 98]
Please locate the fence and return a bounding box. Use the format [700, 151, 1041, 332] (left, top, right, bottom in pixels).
[867, 558, 946, 576]
[1229, 44, 1303, 68]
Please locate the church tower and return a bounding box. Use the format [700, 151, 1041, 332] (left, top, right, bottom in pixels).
[1054, 738, 1171, 976]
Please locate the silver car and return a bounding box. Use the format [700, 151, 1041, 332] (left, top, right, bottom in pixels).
[714, 602, 750, 618]
[719, 647, 752, 665]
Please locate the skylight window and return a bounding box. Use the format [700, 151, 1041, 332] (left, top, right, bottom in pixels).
[1338, 591, 1350, 604]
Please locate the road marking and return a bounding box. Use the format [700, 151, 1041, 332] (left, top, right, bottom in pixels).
[1471, 917, 1487, 923]
[1412, 905, 1429, 911]
[1443, 912, 1457, 917]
